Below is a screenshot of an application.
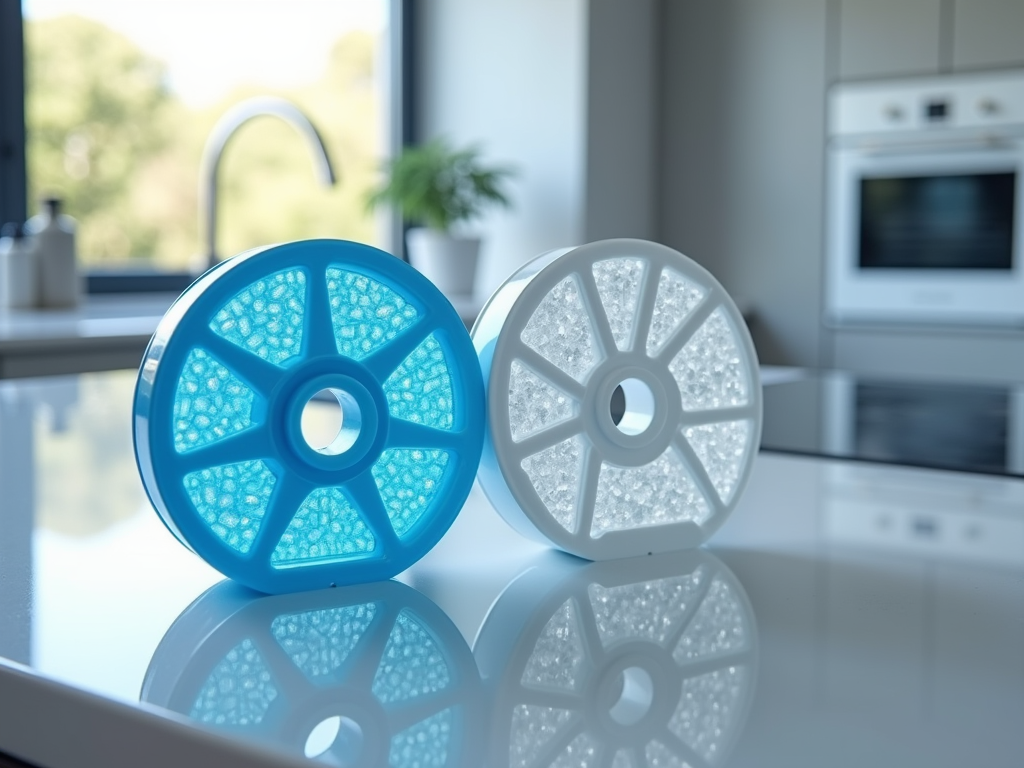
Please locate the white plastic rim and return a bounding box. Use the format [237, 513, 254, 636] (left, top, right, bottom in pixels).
[472, 239, 762, 560]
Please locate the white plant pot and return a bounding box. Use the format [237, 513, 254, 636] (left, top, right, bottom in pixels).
[406, 228, 481, 298]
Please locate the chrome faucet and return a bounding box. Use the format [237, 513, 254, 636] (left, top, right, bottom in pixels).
[198, 96, 337, 270]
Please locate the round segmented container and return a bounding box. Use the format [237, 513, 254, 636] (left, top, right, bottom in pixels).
[143, 579, 483, 767]
[472, 239, 762, 560]
[475, 551, 758, 768]
[134, 239, 484, 593]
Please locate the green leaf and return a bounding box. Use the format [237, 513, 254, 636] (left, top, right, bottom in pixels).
[367, 137, 516, 231]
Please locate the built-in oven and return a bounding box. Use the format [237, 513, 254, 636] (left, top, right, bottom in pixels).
[826, 70, 1024, 326]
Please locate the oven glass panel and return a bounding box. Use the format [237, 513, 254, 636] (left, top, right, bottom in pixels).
[859, 171, 1016, 269]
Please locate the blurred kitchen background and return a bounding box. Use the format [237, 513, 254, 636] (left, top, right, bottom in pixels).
[1, 0, 1023, 384]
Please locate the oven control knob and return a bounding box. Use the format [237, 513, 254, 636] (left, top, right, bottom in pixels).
[884, 104, 905, 122]
[979, 98, 1000, 116]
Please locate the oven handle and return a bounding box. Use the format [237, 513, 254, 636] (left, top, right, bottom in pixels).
[852, 135, 1019, 156]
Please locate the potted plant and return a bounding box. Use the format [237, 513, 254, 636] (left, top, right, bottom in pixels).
[368, 137, 515, 297]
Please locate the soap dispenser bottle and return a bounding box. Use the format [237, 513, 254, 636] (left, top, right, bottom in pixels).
[28, 197, 79, 308]
[0, 222, 38, 309]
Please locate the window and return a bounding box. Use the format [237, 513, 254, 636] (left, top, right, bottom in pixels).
[1, 0, 411, 290]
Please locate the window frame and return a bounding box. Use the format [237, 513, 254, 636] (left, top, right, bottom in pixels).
[0, 0, 414, 293]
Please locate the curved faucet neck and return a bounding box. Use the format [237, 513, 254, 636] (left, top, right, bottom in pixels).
[198, 96, 337, 271]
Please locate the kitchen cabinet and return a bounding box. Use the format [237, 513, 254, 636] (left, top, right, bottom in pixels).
[952, 0, 1024, 71]
[838, 0, 942, 80]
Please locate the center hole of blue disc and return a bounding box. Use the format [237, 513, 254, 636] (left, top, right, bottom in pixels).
[301, 388, 362, 455]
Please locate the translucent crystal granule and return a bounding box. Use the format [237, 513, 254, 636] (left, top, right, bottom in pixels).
[372, 610, 451, 704]
[509, 705, 575, 768]
[647, 267, 708, 356]
[550, 733, 600, 768]
[508, 359, 576, 442]
[684, 420, 751, 504]
[173, 348, 257, 454]
[372, 449, 450, 539]
[389, 708, 453, 768]
[592, 258, 645, 351]
[592, 447, 710, 536]
[588, 569, 706, 648]
[271, 603, 377, 683]
[383, 334, 455, 430]
[670, 307, 749, 410]
[645, 740, 687, 768]
[183, 460, 276, 553]
[521, 599, 586, 692]
[668, 667, 747, 763]
[210, 268, 306, 366]
[521, 275, 602, 383]
[271, 488, 376, 568]
[521, 436, 585, 533]
[326, 266, 420, 360]
[673, 577, 747, 663]
[190, 638, 277, 726]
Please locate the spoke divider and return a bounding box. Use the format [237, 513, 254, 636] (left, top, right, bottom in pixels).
[573, 446, 602, 540]
[514, 418, 585, 462]
[665, 569, 717, 652]
[384, 685, 463, 733]
[631, 261, 663, 355]
[654, 292, 719, 366]
[200, 332, 284, 399]
[676, 650, 752, 680]
[250, 625, 316, 701]
[679, 404, 758, 428]
[657, 728, 711, 768]
[671, 431, 726, 518]
[361, 317, 433, 382]
[346, 469, 403, 553]
[386, 420, 462, 451]
[304, 264, 339, 358]
[251, 473, 317, 563]
[346, 600, 401, 691]
[514, 686, 585, 711]
[576, 267, 619, 361]
[172, 427, 275, 474]
[530, 714, 586, 768]
[513, 344, 587, 401]
[574, 594, 609, 667]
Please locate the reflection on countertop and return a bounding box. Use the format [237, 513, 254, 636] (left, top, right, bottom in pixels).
[142, 550, 757, 768]
[475, 550, 756, 768]
[144, 579, 483, 767]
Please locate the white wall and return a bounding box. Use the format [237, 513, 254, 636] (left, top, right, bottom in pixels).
[415, 0, 588, 299]
[584, 0, 659, 242]
[658, 0, 830, 368]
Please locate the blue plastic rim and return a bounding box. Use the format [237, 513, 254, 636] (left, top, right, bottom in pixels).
[133, 239, 485, 594]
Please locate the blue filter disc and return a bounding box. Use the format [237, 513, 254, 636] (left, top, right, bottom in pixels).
[134, 239, 484, 593]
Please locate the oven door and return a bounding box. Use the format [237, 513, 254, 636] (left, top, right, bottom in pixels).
[826, 136, 1024, 325]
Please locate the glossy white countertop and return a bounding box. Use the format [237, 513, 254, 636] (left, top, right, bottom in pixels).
[1, 369, 1023, 768]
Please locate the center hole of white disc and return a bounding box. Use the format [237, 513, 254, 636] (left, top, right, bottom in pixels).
[301, 388, 361, 455]
[609, 666, 655, 726]
[610, 378, 655, 436]
[304, 715, 364, 762]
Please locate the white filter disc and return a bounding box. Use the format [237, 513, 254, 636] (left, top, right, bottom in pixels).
[472, 239, 762, 560]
